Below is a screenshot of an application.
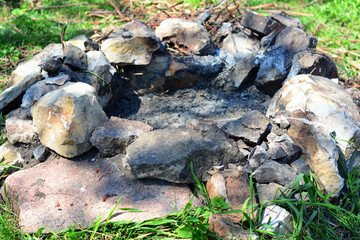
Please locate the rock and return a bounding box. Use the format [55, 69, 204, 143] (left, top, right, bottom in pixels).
[195, 12, 211, 25]
[6, 107, 31, 120]
[21, 80, 59, 109]
[275, 27, 317, 51]
[226, 176, 254, 211]
[248, 146, 269, 169]
[206, 172, 229, 202]
[31, 82, 108, 158]
[5, 117, 38, 145]
[221, 32, 259, 57]
[260, 205, 294, 235]
[240, 11, 282, 37]
[1, 155, 198, 233]
[0, 142, 40, 174]
[214, 23, 234, 45]
[231, 56, 258, 88]
[67, 35, 99, 52]
[267, 132, 302, 164]
[271, 14, 305, 30]
[286, 110, 344, 197]
[125, 123, 243, 183]
[252, 160, 298, 187]
[291, 157, 310, 175]
[256, 183, 287, 204]
[220, 32, 259, 88]
[101, 20, 160, 65]
[90, 117, 153, 157]
[44, 74, 70, 86]
[0, 72, 43, 113]
[86, 51, 110, 71]
[346, 88, 360, 113]
[64, 66, 118, 108]
[209, 214, 258, 240]
[255, 46, 294, 96]
[33, 145, 50, 162]
[39, 56, 64, 76]
[64, 44, 88, 70]
[287, 51, 339, 80]
[7, 44, 63, 87]
[123, 54, 223, 94]
[0, 142, 25, 174]
[155, 18, 215, 55]
[221, 110, 270, 146]
[267, 74, 360, 162]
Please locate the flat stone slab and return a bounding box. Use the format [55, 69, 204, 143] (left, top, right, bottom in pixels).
[1, 155, 197, 233]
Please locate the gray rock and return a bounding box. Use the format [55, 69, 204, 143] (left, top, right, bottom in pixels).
[155, 18, 215, 55]
[125, 123, 243, 183]
[252, 160, 298, 187]
[291, 157, 310, 175]
[90, 117, 153, 157]
[21, 80, 59, 108]
[44, 74, 70, 86]
[220, 32, 259, 88]
[275, 27, 317, 51]
[241, 11, 282, 37]
[39, 56, 64, 76]
[101, 20, 160, 65]
[221, 110, 270, 146]
[64, 44, 88, 70]
[7, 44, 63, 87]
[195, 11, 211, 25]
[220, 32, 259, 57]
[256, 183, 288, 203]
[260, 205, 294, 235]
[86, 51, 110, 71]
[0, 72, 43, 112]
[31, 82, 108, 158]
[287, 50, 339, 80]
[267, 132, 302, 164]
[5, 117, 39, 145]
[214, 23, 234, 45]
[123, 54, 223, 94]
[33, 145, 49, 162]
[271, 14, 305, 30]
[248, 146, 269, 169]
[1, 155, 198, 233]
[255, 46, 294, 96]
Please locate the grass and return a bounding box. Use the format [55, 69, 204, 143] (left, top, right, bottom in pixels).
[0, 0, 359, 239]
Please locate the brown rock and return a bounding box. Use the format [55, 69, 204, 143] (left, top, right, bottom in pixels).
[206, 172, 228, 202]
[287, 110, 344, 197]
[90, 117, 153, 157]
[209, 214, 258, 239]
[1, 155, 198, 233]
[226, 176, 254, 211]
